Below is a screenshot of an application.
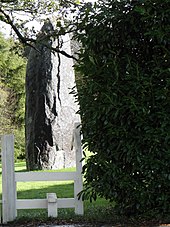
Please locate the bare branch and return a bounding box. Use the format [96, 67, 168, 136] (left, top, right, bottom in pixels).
[52, 46, 78, 61]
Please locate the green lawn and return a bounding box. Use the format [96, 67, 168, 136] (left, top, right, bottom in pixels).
[0, 162, 115, 223]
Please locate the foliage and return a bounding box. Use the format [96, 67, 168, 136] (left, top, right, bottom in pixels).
[73, 0, 170, 215]
[0, 85, 11, 134]
[0, 32, 26, 160]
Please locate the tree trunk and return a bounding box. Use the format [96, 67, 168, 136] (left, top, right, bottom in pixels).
[25, 20, 79, 170]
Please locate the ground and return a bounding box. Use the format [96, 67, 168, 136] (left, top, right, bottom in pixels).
[0, 218, 170, 227]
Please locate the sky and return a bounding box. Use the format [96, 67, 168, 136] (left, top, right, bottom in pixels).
[0, 0, 98, 38]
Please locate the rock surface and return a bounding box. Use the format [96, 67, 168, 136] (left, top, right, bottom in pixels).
[25, 20, 80, 170]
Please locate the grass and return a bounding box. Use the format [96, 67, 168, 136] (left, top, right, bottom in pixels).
[0, 161, 116, 225]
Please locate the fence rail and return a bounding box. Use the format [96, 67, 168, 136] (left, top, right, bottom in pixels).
[0, 122, 84, 224]
[15, 171, 77, 182]
[16, 198, 75, 209]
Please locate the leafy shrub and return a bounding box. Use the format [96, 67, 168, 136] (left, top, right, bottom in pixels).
[74, 0, 170, 215]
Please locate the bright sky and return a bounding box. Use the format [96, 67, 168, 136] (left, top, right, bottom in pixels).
[0, 0, 98, 37]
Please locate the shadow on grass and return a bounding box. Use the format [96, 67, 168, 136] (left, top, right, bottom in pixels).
[14, 182, 115, 223]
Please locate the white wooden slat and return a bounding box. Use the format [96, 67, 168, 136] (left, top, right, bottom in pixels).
[74, 123, 84, 215]
[15, 171, 77, 182]
[16, 198, 75, 209]
[57, 198, 75, 208]
[74, 178, 83, 215]
[74, 124, 83, 174]
[2, 134, 16, 223]
[16, 199, 47, 209]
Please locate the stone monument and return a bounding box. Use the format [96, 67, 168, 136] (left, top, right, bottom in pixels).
[25, 20, 80, 170]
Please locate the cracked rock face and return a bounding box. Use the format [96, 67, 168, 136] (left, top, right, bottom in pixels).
[25, 21, 80, 170]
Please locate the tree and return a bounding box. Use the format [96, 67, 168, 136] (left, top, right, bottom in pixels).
[0, 32, 26, 160]
[74, 0, 170, 215]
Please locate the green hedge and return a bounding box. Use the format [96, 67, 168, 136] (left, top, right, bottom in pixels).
[74, 0, 170, 215]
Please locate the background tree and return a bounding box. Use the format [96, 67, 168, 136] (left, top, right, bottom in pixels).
[74, 0, 170, 216]
[0, 32, 26, 160]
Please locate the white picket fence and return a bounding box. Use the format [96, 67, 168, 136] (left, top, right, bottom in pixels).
[0, 122, 84, 224]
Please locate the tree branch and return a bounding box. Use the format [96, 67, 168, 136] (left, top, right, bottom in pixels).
[0, 7, 35, 43]
[0, 7, 78, 60]
[52, 46, 78, 61]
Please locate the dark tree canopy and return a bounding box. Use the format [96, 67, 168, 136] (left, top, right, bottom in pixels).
[74, 0, 170, 215]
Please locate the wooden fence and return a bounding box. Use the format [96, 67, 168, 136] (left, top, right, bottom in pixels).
[0, 122, 84, 223]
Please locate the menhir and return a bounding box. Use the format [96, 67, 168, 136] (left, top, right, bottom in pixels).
[25, 20, 80, 170]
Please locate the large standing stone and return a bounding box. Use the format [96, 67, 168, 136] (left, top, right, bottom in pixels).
[25, 20, 80, 170]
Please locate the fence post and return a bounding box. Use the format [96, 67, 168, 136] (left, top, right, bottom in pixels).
[2, 134, 16, 223]
[47, 193, 58, 218]
[74, 123, 84, 215]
